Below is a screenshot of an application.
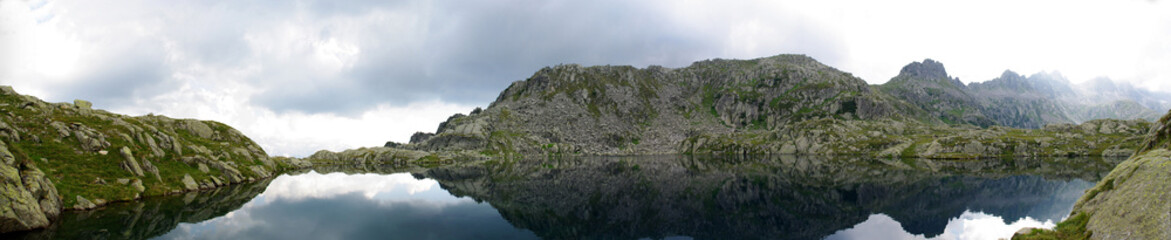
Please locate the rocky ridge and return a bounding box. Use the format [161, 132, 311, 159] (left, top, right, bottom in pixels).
[398, 55, 1154, 157]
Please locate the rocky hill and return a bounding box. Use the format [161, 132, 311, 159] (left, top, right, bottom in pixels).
[405, 55, 929, 155]
[0, 86, 297, 233]
[399, 55, 1156, 157]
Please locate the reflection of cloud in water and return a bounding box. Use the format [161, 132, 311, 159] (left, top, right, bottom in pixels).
[157, 173, 539, 240]
[257, 171, 448, 203]
[825, 211, 1055, 240]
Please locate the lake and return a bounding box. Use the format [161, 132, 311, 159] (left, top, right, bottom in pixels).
[3, 155, 1116, 240]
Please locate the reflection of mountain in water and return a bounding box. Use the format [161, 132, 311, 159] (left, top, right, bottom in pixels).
[421, 155, 1108, 240]
[5, 178, 273, 240]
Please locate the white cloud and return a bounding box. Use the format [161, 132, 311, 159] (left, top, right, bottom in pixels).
[110, 84, 473, 157]
[257, 172, 450, 202]
[825, 211, 1057, 240]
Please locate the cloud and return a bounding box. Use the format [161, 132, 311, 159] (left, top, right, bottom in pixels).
[1, 0, 1169, 156]
[167, 195, 538, 240]
[258, 172, 444, 201]
[158, 172, 540, 240]
[825, 211, 1056, 240]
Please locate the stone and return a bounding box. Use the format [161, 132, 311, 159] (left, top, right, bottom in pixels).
[197, 163, 209, 173]
[116, 178, 130, 184]
[73, 99, 92, 109]
[74, 196, 97, 210]
[130, 179, 145, 193]
[180, 120, 215, 139]
[181, 174, 198, 191]
[98, 150, 108, 155]
[0, 162, 54, 232]
[92, 177, 107, 185]
[0, 143, 14, 165]
[119, 146, 145, 176]
[142, 159, 161, 182]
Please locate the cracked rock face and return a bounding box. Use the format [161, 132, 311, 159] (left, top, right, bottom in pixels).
[0, 141, 61, 233]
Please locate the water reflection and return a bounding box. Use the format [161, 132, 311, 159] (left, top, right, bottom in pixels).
[156, 171, 539, 240]
[826, 211, 1056, 240]
[421, 155, 1106, 239]
[6, 178, 273, 239]
[1, 155, 1114, 240]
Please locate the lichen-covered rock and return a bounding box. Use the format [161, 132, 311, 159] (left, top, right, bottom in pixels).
[0, 141, 60, 232]
[130, 179, 145, 193]
[119, 146, 145, 176]
[73, 196, 96, 210]
[181, 174, 198, 191]
[73, 99, 92, 109]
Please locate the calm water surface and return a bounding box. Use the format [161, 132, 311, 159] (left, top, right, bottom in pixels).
[6, 155, 1115, 240]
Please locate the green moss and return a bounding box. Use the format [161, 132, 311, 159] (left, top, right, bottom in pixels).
[1080, 178, 1114, 202]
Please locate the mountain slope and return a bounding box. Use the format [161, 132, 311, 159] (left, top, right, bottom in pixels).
[406, 55, 932, 155]
[967, 70, 1074, 128]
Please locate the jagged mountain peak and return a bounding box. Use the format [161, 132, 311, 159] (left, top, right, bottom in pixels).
[999, 70, 1024, 80]
[897, 59, 950, 80]
[887, 59, 968, 91]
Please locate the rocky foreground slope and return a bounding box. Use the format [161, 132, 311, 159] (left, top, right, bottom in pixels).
[397, 55, 1155, 157]
[1016, 109, 1171, 239]
[0, 86, 298, 232]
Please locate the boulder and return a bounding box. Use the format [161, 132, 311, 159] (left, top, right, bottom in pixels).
[73, 196, 97, 210]
[130, 179, 145, 193]
[119, 146, 145, 176]
[73, 99, 92, 109]
[0, 141, 61, 233]
[181, 174, 199, 191]
[180, 120, 214, 139]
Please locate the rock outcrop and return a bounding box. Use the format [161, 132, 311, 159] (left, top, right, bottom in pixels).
[0, 141, 60, 233]
[1018, 109, 1171, 239]
[1067, 110, 1171, 239]
[0, 86, 300, 233]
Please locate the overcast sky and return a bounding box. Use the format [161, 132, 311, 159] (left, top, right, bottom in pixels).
[2, 0, 1169, 156]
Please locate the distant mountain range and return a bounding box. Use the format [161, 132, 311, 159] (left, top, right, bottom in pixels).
[881, 59, 1169, 128]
